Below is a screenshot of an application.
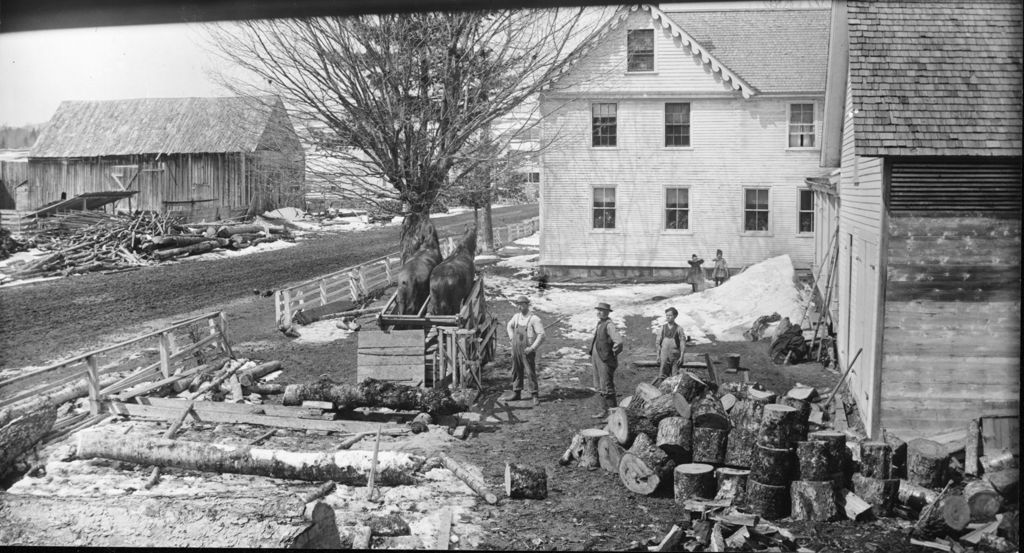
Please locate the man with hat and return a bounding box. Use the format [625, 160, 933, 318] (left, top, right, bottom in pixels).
[589, 302, 624, 418]
[506, 295, 546, 405]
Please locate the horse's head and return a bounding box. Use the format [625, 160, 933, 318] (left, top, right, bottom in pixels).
[459, 225, 477, 256]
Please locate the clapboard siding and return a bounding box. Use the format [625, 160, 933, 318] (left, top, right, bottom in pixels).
[540, 95, 822, 270]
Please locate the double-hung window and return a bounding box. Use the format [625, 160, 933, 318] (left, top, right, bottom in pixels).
[592, 103, 617, 147]
[593, 187, 616, 229]
[665, 188, 689, 230]
[744, 188, 770, 232]
[665, 103, 691, 147]
[627, 29, 654, 72]
[798, 189, 814, 233]
[788, 103, 815, 147]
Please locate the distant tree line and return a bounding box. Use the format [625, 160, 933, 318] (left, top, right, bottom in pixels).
[0, 125, 41, 149]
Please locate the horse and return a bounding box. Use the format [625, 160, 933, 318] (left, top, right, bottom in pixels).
[428, 225, 477, 316]
[395, 214, 441, 316]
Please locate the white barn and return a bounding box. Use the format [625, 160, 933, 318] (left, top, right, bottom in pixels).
[538, 4, 831, 276]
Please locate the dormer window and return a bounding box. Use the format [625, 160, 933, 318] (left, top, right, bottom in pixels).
[627, 29, 654, 72]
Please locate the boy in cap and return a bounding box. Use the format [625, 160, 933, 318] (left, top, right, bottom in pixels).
[653, 307, 685, 386]
[589, 302, 624, 418]
[506, 295, 545, 405]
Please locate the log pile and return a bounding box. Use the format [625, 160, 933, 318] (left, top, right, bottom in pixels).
[281, 377, 475, 416]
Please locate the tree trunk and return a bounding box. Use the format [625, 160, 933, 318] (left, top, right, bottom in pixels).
[673, 463, 715, 501]
[75, 429, 422, 485]
[692, 426, 728, 465]
[606, 407, 656, 447]
[619, 439, 677, 496]
[907, 438, 948, 488]
[0, 494, 341, 548]
[692, 393, 730, 430]
[281, 378, 473, 415]
[598, 434, 626, 473]
[578, 428, 609, 470]
[238, 360, 283, 387]
[505, 463, 547, 499]
[751, 443, 796, 486]
[796, 440, 832, 481]
[859, 441, 893, 479]
[714, 467, 750, 505]
[756, 404, 800, 449]
[152, 239, 219, 260]
[643, 393, 686, 425]
[0, 404, 57, 476]
[777, 396, 810, 442]
[482, 193, 495, 252]
[656, 416, 692, 463]
[898, 479, 940, 511]
[851, 473, 899, 517]
[790, 480, 838, 521]
[745, 479, 790, 520]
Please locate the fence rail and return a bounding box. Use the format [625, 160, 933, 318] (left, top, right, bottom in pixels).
[274, 216, 539, 329]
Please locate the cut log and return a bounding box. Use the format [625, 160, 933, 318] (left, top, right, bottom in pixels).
[438, 452, 498, 504]
[720, 393, 737, 412]
[656, 416, 693, 463]
[151, 239, 219, 260]
[898, 479, 940, 511]
[751, 443, 796, 486]
[786, 385, 819, 403]
[692, 426, 728, 465]
[578, 428, 610, 470]
[745, 479, 790, 520]
[237, 360, 283, 387]
[247, 383, 286, 395]
[960, 480, 1003, 523]
[559, 432, 586, 466]
[790, 480, 838, 521]
[808, 430, 848, 475]
[606, 407, 656, 447]
[852, 473, 899, 517]
[505, 463, 547, 499]
[673, 463, 715, 501]
[777, 396, 810, 442]
[692, 393, 730, 431]
[980, 451, 1017, 474]
[0, 404, 58, 476]
[619, 443, 677, 496]
[0, 494, 342, 548]
[629, 431, 655, 453]
[709, 522, 726, 552]
[644, 393, 686, 425]
[598, 435, 626, 473]
[1, 372, 126, 428]
[635, 382, 663, 403]
[724, 397, 772, 469]
[884, 428, 908, 479]
[747, 388, 777, 404]
[796, 440, 832, 481]
[756, 404, 800, 449]
[908, 438, 949, 488]
[659, 372, 707, 402]
[282, 378, 472, 415]
[985, 469, 1020, 501]
[911, 481, 956, 539]
[75, 428, 422, 485]
[838, 488, 873, 520]
[714, 467, 750, 504]
[860, 441, 893, 479]
[960, 520, 1001, 545]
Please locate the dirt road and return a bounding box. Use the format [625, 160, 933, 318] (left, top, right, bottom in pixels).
[0, 204, 537, 369]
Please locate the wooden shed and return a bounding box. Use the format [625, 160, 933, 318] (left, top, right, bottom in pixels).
[820, 0, 1022, 439]
[25, 96, 305, 219]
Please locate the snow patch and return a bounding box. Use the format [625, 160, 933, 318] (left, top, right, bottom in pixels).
[513, 232, 540, 247]
[291, 318, 357, 344]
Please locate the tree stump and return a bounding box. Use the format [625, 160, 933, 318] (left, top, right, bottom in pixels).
[714, 467, 750, 504]
[907, 438, 948, 488]
[644, 393, 687, 425]
[745, 479, 790, 520]
[808, 430, 847, 475]
[777, 396, 810, 442]
[578, 428, 610, 470]
[606, 407, 656, 447]
[505, 463, 547, 499]
[692, 426, 728, 465]
[751, 443, 795, 486]
[883, 429, 907, 479]
[656, 416, 692, 463]
[598, 435, 626, 473]
[859, 441, 893, 479]
[673, 463, 715, 501]
[558, 432, 586, 466]
[692, 393, 730, 430]
[796, 440, 832, 481]
[790, 480, 838, 521]
[619, 445, 677, 496]
[851, 473, 899, 517]
[756, 404, 800, 448]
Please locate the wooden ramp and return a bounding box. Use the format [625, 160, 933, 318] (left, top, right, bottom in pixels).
[356, 329, 425, 386]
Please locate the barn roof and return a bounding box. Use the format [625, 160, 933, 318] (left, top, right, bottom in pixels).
[30, 96, 290, 158]
[847, 0, 1023, 156]
[663, 8, 831, 94]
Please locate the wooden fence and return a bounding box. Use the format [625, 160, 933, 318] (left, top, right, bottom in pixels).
[275, 216, 539, 329]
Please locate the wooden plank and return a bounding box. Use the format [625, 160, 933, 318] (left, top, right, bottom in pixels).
[358, 346, 425, 356]
[358, 355, 425, 367]
[118, 366, 206, 401]
[982, 416, 1020, 455]
[358, 330, 425, 348]
[139, 397, 320, 419]
[105, 400, 396, 433]
[882, 382, 1020, 398]
[357, 365, 424, 382]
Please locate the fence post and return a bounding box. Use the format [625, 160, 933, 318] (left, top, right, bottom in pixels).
[347, 272, 360, 302]
[158, 331, 172, 378]
[85, 355, 101, 415]
[217, 312, 234, 359]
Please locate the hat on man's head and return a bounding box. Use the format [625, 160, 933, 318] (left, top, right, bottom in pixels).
[595, 302, 613, 312]
[514, 295, 530, 304]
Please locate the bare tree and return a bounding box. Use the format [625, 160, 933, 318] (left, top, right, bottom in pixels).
[206, 9, 608, 249]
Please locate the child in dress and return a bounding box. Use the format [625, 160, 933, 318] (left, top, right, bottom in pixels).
[686, 254, 704, 293]
[711, 249, 729, 287]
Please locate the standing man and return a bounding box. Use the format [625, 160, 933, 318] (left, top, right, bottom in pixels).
[589, 302, 624, 419]
[506, 295, 545, 406]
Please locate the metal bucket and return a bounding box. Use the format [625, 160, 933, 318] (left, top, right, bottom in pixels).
[725, 354, 741, 370]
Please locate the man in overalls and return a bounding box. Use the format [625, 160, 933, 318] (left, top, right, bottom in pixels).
[652, 306, 685, 386]
[589, 302, 624, 419]
[506, 295, 545, 406]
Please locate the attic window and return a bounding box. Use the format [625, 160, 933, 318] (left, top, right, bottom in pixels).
[627, 29, 654, 72]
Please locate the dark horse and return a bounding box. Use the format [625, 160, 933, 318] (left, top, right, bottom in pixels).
[395, 213, 441, 316]
[429, 225, 477, 316]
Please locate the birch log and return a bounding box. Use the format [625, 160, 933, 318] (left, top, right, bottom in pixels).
[0, 404, 58, 476]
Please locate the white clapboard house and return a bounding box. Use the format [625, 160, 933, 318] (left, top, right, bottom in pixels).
[538, 4, 831, 276]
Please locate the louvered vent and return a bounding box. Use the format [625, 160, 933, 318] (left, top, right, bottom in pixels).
[889, 159, 1022, 212]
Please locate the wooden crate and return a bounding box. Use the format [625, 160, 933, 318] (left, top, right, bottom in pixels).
[356, 329, 425, 386]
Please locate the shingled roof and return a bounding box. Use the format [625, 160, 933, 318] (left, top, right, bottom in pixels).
[663, 9, 831, 94]
[847, 0, 1023, 156]
[31, 96, 290, 158]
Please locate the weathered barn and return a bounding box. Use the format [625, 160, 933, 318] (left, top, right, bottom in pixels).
[820, 0, 1022, 439]
[25, 96, 305, 219]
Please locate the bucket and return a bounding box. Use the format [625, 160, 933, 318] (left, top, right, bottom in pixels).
[725, 354, 741, 370]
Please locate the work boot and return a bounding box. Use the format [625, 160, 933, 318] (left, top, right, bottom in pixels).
[510, 391, 521, 401]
